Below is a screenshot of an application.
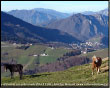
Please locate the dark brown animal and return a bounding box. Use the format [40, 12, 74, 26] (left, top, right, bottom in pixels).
[92, 55, 102, 75]
[4, 64, 23, 80]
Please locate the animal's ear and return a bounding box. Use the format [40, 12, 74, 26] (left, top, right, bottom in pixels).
[93, 55, 96, 58]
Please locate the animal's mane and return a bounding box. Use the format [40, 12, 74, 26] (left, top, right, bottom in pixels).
[3, 63, 16, 66]
[4, 63, 9, 66]
[92, 55, 96, 60]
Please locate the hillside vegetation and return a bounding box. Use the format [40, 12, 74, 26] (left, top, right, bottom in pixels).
[1, 57, 108, 86]
[81, 48, 108, 59]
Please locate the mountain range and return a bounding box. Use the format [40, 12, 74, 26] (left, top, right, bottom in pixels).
[1, 8, 108, 45]
[7, 8, 71, 27]
[1, 11, 80, 44]
[7, 8, 108, 27]
[47, 13, 108, 42]
[82, 8, 108, 16]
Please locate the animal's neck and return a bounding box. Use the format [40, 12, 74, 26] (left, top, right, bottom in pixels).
[95, 59, 98, 62]
[6, 65, 12, 71]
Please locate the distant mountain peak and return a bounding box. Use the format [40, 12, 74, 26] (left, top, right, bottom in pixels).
[47, 12, 108, 42]
[7, 8, 71, 27]
[81, 8, 108, 16]
[71, 13, 85, 17]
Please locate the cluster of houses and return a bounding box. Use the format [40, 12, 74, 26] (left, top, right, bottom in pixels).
[12, 41, 104, 56]
[69, 42, 104, 49]
[13, 43, 33, 46]
[69, 41, 103, 54]
[31, 53, 49, 57]
[85, 42, 103, 46]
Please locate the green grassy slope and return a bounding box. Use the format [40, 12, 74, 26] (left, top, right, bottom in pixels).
[81, 48, 108, 59]
[1, 58, 108, 86]
[1, 43, 72, 65]
[39, 47, 72, 64]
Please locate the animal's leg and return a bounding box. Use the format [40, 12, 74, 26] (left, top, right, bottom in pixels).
[98, 68, 99, 72]
[99, 67, 101, 72]
[4, 67, 7, 72]
[19, 71, 23, 80]
[11, 72, 14, 79]
[96, 67, 99, 75]
[92, 68, 94, 75]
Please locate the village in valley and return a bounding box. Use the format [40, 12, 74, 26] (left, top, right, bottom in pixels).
[9, 40, 106, 56]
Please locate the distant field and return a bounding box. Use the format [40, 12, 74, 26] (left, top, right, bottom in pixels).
[1, 58, 108, 86]
[1, 42, 72, 76]
[39, 47, 72, 65]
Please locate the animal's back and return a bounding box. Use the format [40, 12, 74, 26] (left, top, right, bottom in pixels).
[17, 64, 23, 70]
[12, 64, 23, 71]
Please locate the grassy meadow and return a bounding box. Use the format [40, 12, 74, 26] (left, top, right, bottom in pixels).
[1, 57, 108, 86]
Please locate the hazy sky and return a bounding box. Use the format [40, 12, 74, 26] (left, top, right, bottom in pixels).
[1, 1, 108, 13]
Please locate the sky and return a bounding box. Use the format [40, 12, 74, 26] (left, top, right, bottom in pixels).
[1, 1, 108, 13]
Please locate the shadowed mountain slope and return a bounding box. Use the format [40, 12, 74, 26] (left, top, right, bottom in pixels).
[1, 11, 80, 44]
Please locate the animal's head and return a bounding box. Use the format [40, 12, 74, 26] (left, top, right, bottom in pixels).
[92, 55, 96, 60]
[3, 64, 8, 72]
[92, 55, 99, 63]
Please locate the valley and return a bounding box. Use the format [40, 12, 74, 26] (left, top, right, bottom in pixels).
[1, 4, 109, 86]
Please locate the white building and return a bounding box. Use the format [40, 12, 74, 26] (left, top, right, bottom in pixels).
[33, 55, 38, 57]
[81, 51, 87, 54]
[30, 44, 33, 46]
[40, 53, 48, 56]
[13, 43, 16, 45]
